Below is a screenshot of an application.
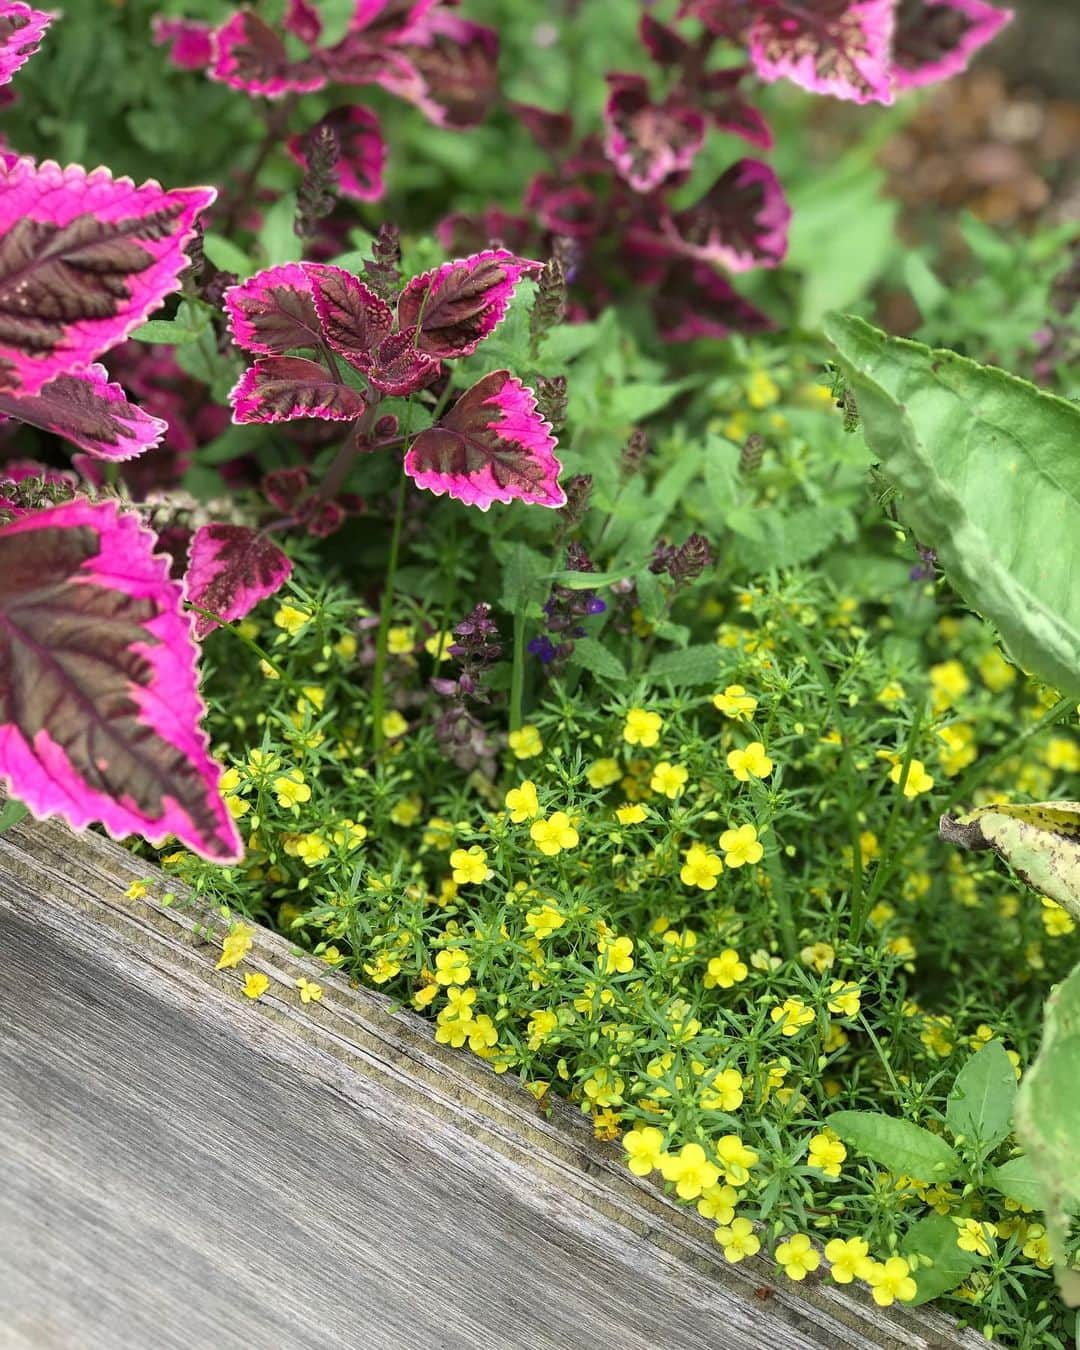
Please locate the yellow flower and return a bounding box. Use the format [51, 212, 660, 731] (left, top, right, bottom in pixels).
[439, 986, 477, 1022]
[242, 972, 269, 1000]
[719, 823, 763, 867]
[530, 811, 580, 856]
[716, 1134, 758, 1185]
[587, 757, 622, 789]
[295, 832, 330, 867]
[382, 710, 408, 739]
[125, 879, 149, 901]
[681, 843, 724, 890]
[623, 1125, 666, 1176]
[527, 1008, 559, 1049]
[332, 818, 368, 849]
[930, 659, 970, 710]
[800, 941, 835, 974]
[450, 845, 492, 884]
[727, 741, 773, 782]
[890, 759, 934, 797]
[623, 707, 663, 747]
[956, 1218, 994, 1257]
[363, 952, 401, 984]
[273, 769, 311, 810]
[650, 761, 688, 798]
[697, 1183, 739, 1223]
[334, 632, 357, 661]
[807, 1131, 847, 1179]
[389, 796, 422, 827]
[1045, 736, 1080, 773]
[660, 1142, 720, 1200]
[296, 976, 323, 1003]
[827, 980, 861, 1018]
[1042, 898, 1076, 937]
[825, 1237, 873, 1284]
[505, 780, 541, 822]
[525, 904, 566, 940]
[435, 1016, 474, 1048]
[978, 647, 1016, 693]
[1021, 1224, 1053, 1269]
[747, 367, 780, 408]
[776, 1233, 820, 1282]
[467, 1014, 498, 1054]
[771, 997, 815, 1036]
[598, 933, 634, 975]
[216, 920, 255, 971]
[713, 684, 758, 720]
[615, 802, 647, 825]
[866, 1255, 917, 1306]
[434, 948, 471, 986]
[422, 817, 455, 849]
[274, 603, 311, 637]
[714, 1216, 761, 1262]
[509, 725, 543, 759]
[386, 625, 414, 655]
[704, 949, 748, 989]
[582, 1067, 624, 1107]
[877, 680, 906, 705]
[424, 629, 452, 660]
[938, 723, 977, 776]
[700, 1067, 743, 1112]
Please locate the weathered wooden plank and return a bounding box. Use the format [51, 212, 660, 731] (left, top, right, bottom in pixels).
[0, 814, 988, 1350]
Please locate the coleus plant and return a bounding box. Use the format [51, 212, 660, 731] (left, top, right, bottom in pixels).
[222, 246, 566, 510]
[155, 0, 500, 209]
[443, 0, 1011, 340]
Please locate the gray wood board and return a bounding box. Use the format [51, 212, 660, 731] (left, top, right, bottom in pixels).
[0, 813, 989, 1350]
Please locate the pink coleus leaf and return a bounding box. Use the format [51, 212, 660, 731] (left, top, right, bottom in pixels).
[0, 498, 242, 862]
[507, 102, 573, 153]
[749, 0, 896, 105]
[367, 328, 439, 396]
[639, 13, 694, 65]
[287, 105, 387, 203]
[394, 10, 499, 129]
[404, 369, 564, 511]
[151, 16, 213, 71]
[209, 10, 327, 97]
[0, 1, 51, 86]
[184, 522, 291, 639]
[669, 160, 791, 273]
[229, 356, 366, 424]
[284, 0, 322, 44]
[653, 263, 775, 342]
[351, 0, 442, 43]
[700, 68, 774, 149]
[397, 249, 543, 360]
[223, 263, 323, 355]
[0, 157, 215, 398]
[307, 263, 393, 370]
[603, 73, 706, 194]
[891, 0, 1012, 90]
[0, 362, 167, 460]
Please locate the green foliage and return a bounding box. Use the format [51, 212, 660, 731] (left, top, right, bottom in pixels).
[826, 1111, 962, 1182]
[946, 1040, 1017, 1155]
[826, 313, 1080, 696]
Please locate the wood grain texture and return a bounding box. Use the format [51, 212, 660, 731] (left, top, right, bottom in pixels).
[0, 813, 990, 1350]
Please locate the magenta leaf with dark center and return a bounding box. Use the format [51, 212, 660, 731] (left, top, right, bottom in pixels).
[223, 263, 323, 356]
[367, 328, 439, 396]
[0, 158, 215, 398]
[749, 0, 896, 105]
[668, 160, 791, 273]
[891, 0, 1012, 90]
[151, 16, 213, 71]
[307, 264, 393, 370]
[209, 10, 327, 96]
[0, 362, 167, 460]
[287, 106, 387, 203]
[639, 13, 694, 65]
[229, 356, 367, 424]
[394, 11, 500, 129]
[700, 68, 774, 149]
[404, 369, 564, 510]
[184, 523, 292, 639]
[397, 248, 543, 360]
[0, 1, 51, 85]
[603, 73, 706, 194]
[0, 498, 242, 861]
[507, 102, 574, 153]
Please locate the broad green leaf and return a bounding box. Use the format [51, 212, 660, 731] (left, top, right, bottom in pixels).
[569, 638, 627, 682]
[903, 1213, 982, 1306]
[1016, 958, 1080, 1304]
[129, 319, 199, 345]
[940, 802, 1080, 921]
[945, 1040, 1017, 1153]
[986, 1155, 1045, 1211]
[827, 1110, 962, 1182]
[258, 193, 303, 266]
[203, 232, 255, 279]
[825, 313, 1080, 696]
[317, 0, 356, 47]
[497, 541, 550, 614]
[0, 796, 29, 832]
[647, 645, 723, 686]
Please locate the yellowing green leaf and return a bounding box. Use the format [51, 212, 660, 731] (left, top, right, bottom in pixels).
[940, 801, 1080, 920]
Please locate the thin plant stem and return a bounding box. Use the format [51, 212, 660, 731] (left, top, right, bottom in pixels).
[510, 608, 526, 732]
[371, 474, 408, 754]
[185, 603, 305, 695]
[941, 694, 1074, 815]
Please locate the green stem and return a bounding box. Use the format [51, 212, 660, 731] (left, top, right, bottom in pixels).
[371, 475, 408, 753]
[186, 603, 304, 694]
[510, 609, 526, 733]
